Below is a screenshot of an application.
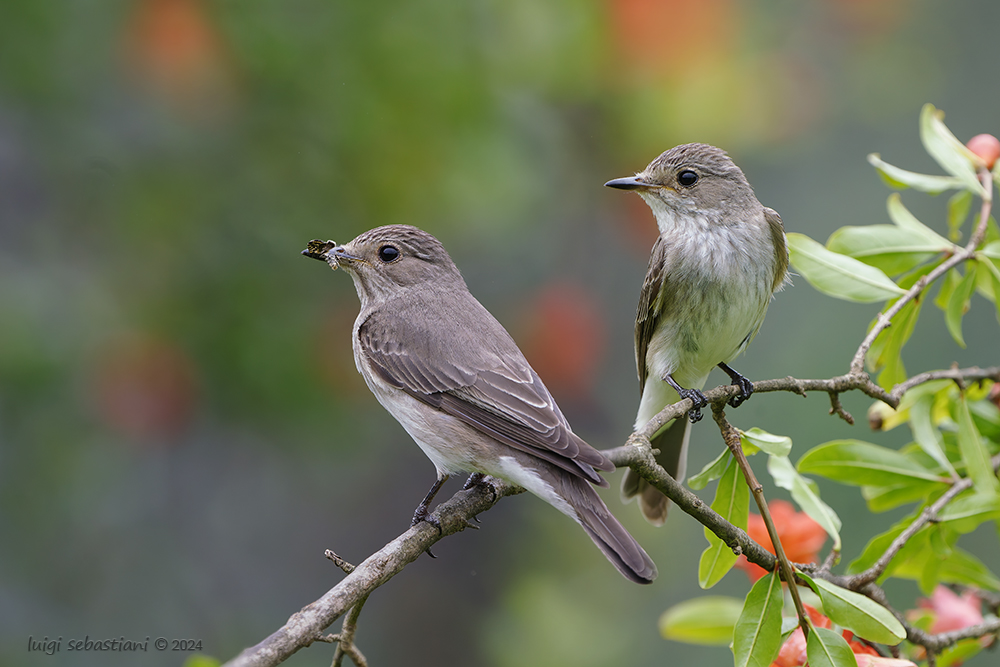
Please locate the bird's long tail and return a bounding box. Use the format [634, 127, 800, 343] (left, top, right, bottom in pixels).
[558, 475, 658, 584]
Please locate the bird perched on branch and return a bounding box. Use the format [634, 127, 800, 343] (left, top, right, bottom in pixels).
[606, 143, 788, 525]
[303, 225, 657, 584]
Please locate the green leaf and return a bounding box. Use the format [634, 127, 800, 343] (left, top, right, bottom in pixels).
[847, 512, 918, 575]
[742, 428, 792, 457]
[982, 240, 1000, 259]
[867, 153, 964, 194]
[956, 394, 1000, 497]
[909, 396, 959, 478]
[797, 440, 946, 486]
[699, 455, 749, 588]
[659, 596, 744, 645]
[939, 491, 1000, 533]
[873, 298, 922, 390]
[936, 546, 1000, 591]
[768, 455, 841, 551]
[938, 638, 987, 667]
[919, 104, 987, 196]
[787, 233, 906, 303]
[801, 575, 906, 644]
[805, 626, 856, 667]
[944, 263, 978, 348]
[688, 448, 730, 491]
[860, 478, 947, 513]
[947, 189, 974, 241]
[976, 255, 1000, 325]
[934, 268, 962, 311]
[733, 572, 785, 667]
[887, 193, 954, 245]
[826, 225, 942, 276]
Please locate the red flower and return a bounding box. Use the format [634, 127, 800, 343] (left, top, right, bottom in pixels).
[735, 500, 828, 582]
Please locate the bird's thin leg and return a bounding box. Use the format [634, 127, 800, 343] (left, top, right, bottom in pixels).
[664, 374, 707, 423]
[411, 475, 448, 559]
[718, 362, 753, 408]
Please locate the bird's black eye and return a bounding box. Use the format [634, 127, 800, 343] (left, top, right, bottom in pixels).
[377, 245, 400, 263]
[677, 170, 698, 187]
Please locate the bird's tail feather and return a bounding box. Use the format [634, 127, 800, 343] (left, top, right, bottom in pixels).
[561, 476, 657, 584]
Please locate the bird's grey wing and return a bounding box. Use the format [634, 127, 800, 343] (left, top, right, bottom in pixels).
[359, 302, 612, 484]
[635, 236, 668, 390]
[764, 207, 789, 292]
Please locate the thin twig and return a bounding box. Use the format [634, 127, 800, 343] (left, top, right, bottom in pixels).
[328, 593, 369, 667]
[713, 407, 811, 639]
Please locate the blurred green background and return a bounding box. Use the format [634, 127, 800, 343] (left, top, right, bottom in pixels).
[2, 0, 999, 665]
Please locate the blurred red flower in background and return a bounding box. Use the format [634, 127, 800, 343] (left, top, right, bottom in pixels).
[122, 0, 235, 117]
[92, 332, 198, 442]
[735, 500, 827, 582]
[518, 281, 607, 401]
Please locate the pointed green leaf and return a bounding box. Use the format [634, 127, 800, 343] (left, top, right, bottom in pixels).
[788, 233, 906, 303]
[659, 596, 744, 645]
[867, 153, 964, 194]
[699, 456, 749, 588]
[826, 225, 941, 276]
[801, 575, 906, 644]
[688, 448, 730, 491]
[948, 190, 974, 241]
[944, 264, 978, 348]
[768, 455, 841, 550]
[938, 492, 1000, 533]
[887, 193, 953, 245]
[806, 626, 856, 667]
[936, 546, 1000, 591]
[982, 240, 1000, 259]
[909, 396, 958, 477]
[733, 572, 785, 667]
[873, 299, 921, 390]
[934, 268, 962, 311]
[797, 440, 947, 486]
[742, 428, 792, 457]
[919, 104, 987, 195]
[956, 394, 1000, 497]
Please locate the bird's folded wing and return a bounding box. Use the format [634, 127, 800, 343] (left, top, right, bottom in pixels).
[358, 307, 612, 484]
[635, 236, 668, 390]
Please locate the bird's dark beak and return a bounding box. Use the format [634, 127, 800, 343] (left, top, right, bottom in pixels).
[301, 239, 360, 269]
[604, 175, 657, 191]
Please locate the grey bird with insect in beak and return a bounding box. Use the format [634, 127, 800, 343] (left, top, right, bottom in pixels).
[303, 225, 657, 584]
[606, 143, 789, 526]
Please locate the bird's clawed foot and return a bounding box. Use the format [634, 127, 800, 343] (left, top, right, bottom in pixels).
[664, 374, 707, 423]
[718, 362, 754, 408]
[461, 472, 486, 491]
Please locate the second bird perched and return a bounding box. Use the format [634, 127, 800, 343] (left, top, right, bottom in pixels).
[606, 143, 789, 526]
[304, 225, 657, 584]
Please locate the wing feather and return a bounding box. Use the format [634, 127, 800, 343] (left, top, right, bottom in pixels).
[359, 295, 612, 483]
